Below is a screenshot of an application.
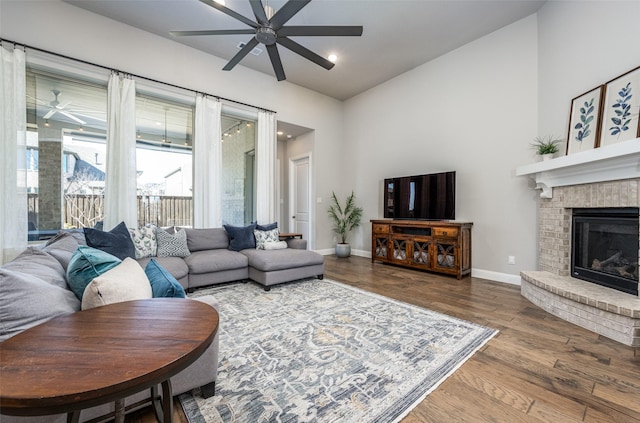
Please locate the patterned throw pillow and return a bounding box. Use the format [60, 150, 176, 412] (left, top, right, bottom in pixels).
[156, 227, 190, 258]
[129, 225, 157, 259]
[254, 228, 280, 249]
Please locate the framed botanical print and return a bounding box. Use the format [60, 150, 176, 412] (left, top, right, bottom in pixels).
[599, 65, 640, 147]
[566, 86, 604, 155]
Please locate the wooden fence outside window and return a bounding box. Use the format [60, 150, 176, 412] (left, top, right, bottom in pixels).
[27, 194, 193, 229]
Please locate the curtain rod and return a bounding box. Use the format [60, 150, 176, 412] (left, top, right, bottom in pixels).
[0, 38, 276, 114]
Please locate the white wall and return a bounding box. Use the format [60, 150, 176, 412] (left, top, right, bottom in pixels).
[344, 14, 539, 282]
[0, 0, 343, 250]
[537, 1, 640, 144]
[4, 0, 640, 280]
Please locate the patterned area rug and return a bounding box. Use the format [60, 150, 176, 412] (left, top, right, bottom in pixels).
[180, 279, 497, 423]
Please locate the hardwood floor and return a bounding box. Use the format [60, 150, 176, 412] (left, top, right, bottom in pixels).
[130, 255, 640, 422]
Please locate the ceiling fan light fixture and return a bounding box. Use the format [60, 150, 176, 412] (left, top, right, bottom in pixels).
[172, 0, 363, 81]
[328, 54, 337, 63]
[44, 120, 50, 127]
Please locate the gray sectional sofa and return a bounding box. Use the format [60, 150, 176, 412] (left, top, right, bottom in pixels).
[0, 234, 220, 423]
[140, 227, 325, 291]
[0, 225, 323, 422]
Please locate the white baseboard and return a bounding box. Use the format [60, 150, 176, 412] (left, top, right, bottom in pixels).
[471, 268, 521, 285]
[318, 249, 520, 285]
[317, 248, 371, 258]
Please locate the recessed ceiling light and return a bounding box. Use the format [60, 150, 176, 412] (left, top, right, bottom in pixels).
[287, 134, 292, 139]
[277, 131, 284, 135]
[328, 54, 337, 63]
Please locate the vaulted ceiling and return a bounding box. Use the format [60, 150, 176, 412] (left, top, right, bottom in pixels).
[65, 0, 546, 101]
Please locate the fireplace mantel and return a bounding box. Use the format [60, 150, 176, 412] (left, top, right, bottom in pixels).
[516, 138, 640, 198]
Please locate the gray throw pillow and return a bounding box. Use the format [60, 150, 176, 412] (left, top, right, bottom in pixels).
[156, 227, 191, 257]
[0, 268, 81, 342]
[3, 247, 67, 289]
[42, 232, 82, 272]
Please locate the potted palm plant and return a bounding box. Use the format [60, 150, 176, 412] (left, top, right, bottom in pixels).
[327, 191, 363, 258]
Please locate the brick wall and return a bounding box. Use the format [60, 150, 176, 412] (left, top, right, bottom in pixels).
[538, 179, 640, 276]
[38, 140, 62, 230]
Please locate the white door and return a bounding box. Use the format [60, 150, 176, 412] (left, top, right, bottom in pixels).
[290, 156, 310, 242]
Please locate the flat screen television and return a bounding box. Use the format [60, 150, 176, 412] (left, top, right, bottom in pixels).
[384, 171, 455, 220]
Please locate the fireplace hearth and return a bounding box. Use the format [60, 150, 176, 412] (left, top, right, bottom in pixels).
[517, 145, 640, 347]
[572, 207, 639, 296]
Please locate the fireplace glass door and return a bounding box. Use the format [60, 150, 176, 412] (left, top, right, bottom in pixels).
[571, 207, 639, 295]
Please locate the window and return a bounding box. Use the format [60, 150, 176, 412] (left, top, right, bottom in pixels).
[24, 55, 262, 240]
[135, 95, 193, 227]
[26, 68, 108, 240]
[221, 114, 257, 226]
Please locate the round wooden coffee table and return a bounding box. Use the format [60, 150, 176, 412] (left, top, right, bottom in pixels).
[0, 298, 219, 423]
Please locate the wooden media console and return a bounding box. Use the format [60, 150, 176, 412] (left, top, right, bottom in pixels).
[371, 219, 472, 279]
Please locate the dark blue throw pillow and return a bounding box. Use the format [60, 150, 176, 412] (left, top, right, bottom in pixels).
[84, 221, 136, 260]
[144, 258, 186, 298]
[256, 222, 278, 231]
[223, 223, 257, 251]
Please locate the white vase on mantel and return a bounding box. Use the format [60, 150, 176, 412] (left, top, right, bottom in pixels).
[541, 153, 554, 161]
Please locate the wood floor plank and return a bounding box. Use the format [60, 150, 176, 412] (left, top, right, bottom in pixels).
[130, 255, 640, 423]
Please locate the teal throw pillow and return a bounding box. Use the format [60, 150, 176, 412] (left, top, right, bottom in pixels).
[66, 246, 121, 300]
[144, 258, 186, 298]
[223, 223, 257, 251]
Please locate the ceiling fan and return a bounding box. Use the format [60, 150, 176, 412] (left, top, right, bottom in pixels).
[170, 0, 363, 81]
[42, 89, 86, 125]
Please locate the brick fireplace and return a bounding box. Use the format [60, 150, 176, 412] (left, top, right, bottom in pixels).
[516, 141, 640, 348]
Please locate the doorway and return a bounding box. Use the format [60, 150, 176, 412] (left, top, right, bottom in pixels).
[289, 154, 312, 245]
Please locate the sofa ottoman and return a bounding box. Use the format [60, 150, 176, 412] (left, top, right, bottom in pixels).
[240, 248, 324, 290]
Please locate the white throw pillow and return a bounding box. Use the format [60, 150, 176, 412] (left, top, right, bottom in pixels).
[81, 258, 152, 310]
[263, 240, 288, 250]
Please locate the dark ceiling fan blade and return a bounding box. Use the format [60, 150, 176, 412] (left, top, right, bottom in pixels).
[199, 0, 258, 29]
[170, 29, 255, 36]
[278, 26, 363, 37]
[277, 37, 334, 70]
[222, 37, 259, 71]
[249, 0, 268, 25]
[269, 0, 311, 30]
[266, 44, 286, 81]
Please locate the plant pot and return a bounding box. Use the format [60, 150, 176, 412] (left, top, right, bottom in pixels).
[335, 243, 351, 258]
[541, 153, 555, 161]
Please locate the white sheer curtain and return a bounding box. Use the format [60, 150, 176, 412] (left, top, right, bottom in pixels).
[193, 94, 222, 228]
[104, 72, 137, 230]
[0, 45, 27, 264]
[256, 110, 277, 223]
